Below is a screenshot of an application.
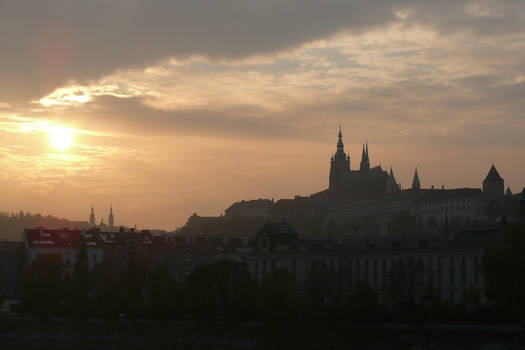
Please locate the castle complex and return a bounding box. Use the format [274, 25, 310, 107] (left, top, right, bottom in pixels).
[182, 127, 519, 238]
[329, 127, 399, 196]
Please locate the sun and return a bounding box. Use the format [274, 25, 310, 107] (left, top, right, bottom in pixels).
[48, 126, 74, 151]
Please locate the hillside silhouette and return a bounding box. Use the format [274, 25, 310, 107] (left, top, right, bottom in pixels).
[0, 211, 74, 241]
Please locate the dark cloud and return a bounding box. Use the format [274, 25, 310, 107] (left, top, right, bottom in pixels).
[2, 0, 524, 102]
[68, 95, 301, 140]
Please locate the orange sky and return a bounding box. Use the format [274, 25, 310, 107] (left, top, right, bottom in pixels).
[0, 1, 524, 230]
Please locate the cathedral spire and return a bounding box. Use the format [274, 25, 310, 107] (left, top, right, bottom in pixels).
[360, 140, 370, 172]
[337, 125, 344, 152]
[412, 167, 421, 190]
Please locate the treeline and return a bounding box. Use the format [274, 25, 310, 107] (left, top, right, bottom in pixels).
[15, 224, 525, 330]
[0, 211, 74, 241]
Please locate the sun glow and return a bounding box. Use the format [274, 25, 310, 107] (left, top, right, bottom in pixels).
[48, 126, 74, 151]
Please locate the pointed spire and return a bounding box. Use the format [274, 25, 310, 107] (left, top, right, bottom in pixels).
[412, 167, 421, 190]
[336, 125, 344, 152]
[360, 140, 370, 172]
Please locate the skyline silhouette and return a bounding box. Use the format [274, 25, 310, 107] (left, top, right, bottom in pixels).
[0, 1, 524, 229]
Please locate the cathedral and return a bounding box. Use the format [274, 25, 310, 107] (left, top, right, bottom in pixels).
[329, 127, 399, 197]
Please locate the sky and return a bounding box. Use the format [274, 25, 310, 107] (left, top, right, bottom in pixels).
[0, 0, 524, 230]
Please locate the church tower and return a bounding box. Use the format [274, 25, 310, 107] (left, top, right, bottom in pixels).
[329, 126, 350, 191]
[108, 205, 114, 229]
[412, 168, 421, 190]
[89, 204, 96, 227]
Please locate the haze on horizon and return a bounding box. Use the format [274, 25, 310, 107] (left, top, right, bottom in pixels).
[0, 1, 524, 230]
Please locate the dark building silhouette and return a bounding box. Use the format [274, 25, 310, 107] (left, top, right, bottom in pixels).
[329, 127, 395, 196]
[482, 165, 504, 202]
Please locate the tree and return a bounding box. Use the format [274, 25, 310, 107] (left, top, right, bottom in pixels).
[346, 280, 381, 323]
[385, 257, 425, 324]
[91, 261, 119, 319]
[482, 222, 525, 322]
[67, 241, 91, 330]
[186, 259, 258, 322]
[119, 252, 145, 323]
[146, 264, 184, 320]
[19, 254, 65, 320]
[259, 268, 298, 327]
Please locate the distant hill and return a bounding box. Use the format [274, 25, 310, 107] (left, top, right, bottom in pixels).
[0, 211, 74, 241]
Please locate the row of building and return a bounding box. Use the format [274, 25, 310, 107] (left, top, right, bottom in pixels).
[1, 190, 523, 306]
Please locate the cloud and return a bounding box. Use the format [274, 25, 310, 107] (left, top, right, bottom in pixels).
[1, 0, 525, 103]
